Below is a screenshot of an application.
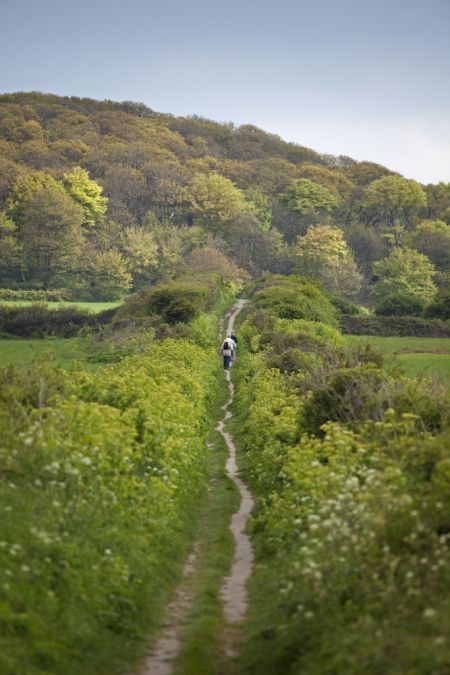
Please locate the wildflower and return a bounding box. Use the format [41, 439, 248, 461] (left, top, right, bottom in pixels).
[423, 608, 436, 619]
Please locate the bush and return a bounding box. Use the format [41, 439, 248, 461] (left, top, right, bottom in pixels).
[0, 304, 114, 337]
[0, 288, 71, 302]
[233, 309, 450, 674]
[330, 295, 362, 315]
[301, 364, 390, 434]
[250, 274, 338, 326]
[425, 291, 450, 320]
[340, 315, 450, 337]
[0, 338, 220, 674]
[375, 293, 426, 316]
[115, 273, 230, 326]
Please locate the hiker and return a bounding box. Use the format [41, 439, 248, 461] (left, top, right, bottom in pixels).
[221, 336, 234, 370]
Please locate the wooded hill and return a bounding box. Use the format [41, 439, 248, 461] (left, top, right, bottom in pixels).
[1, 92, 449, 310]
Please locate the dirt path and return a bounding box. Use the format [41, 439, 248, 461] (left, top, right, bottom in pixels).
[217, 299, 254, 654]
[138, 546, 199, 675]
[138, 300, 252, 673]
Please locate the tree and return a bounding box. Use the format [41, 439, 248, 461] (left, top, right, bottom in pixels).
[245, 189, 272, 231]
[294, 225, 362, 298]
[142, 216, 184, 283]
[18, 184, 85, 288]
[282, 178, 338, 219]
[361, 175, 427, 229]
[182, 172, 250, 233]
[63, 166, 108, 228]
[424, 182, 450, 221]
[180, 244, 250, 284]
[409, 220, 450, 271]
[6, 171, 61, 225]
[86, 250, 132, 300]
[344, 222, 387, 271]
[0, 212, 22, 279]
[120, 226, 158, 288]
[373, 247, 437, 303]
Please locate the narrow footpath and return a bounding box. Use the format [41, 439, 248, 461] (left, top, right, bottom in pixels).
[138, 300, 254, 674]
[217, 300, 254, 657]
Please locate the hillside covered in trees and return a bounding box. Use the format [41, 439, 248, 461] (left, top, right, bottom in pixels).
[1, 92, 450, 314]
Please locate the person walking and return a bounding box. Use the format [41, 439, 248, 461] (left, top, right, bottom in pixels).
[221, 336, 234, 370]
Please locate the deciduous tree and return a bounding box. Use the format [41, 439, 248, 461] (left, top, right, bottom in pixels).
[18, 184, 85, 288]
[63, 166, 108, 228]
[373, 247, 436, 303]
[294, 224, 362, 298]
[361, 175, 427, 229]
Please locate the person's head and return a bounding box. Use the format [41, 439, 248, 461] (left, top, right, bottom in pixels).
[227, 333, 231, 338]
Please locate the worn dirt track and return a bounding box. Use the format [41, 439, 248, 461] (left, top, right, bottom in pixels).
[138, 300, 253, 673]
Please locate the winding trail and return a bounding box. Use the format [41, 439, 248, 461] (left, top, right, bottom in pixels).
[138, 300, 253, 673]
[217, 299, 254, 654]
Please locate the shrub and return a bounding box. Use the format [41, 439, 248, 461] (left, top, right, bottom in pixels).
[375, 293, 426, 316]
[0, 288, 71, 302]
[330, 295, 362, 315]
[250, 274, 337, 326]
[301, 364, 390, 434]
[339, 315, 450, 337]
[115, 273, 230, 326]
[0, 337, 220, 675]
[425, 290, 450, 320]
[0, 304, 114, 337]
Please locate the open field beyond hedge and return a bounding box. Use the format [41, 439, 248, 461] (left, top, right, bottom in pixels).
[0, 337, 96, 369]
[344, 334, 450, 381]
[0, 300, 122, 313]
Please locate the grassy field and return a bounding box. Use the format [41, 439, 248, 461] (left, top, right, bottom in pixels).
[0, 337, 98, 370]
[0, 300, 122, 313]
[345, 334, 450, 381]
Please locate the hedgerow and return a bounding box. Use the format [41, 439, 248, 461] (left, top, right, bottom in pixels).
[233, 277, 450, 674]
[0, 281, 232, 674]
[0, 303, 116, 337]
[340, 314, 450, 337]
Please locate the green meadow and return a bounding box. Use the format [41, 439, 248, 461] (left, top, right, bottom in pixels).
[0, 300, 121, 313]
[0, 337, 96, 369]
[344, 334, 450, 381]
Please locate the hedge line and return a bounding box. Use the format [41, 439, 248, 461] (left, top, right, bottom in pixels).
[340, 314, 450, 337]
[0, 304, 115, 337]
[232, 276, 450, 674]
[0, 325, 222, 674]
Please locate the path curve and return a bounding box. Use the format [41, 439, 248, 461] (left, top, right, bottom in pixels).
[217, 300, 254, 644]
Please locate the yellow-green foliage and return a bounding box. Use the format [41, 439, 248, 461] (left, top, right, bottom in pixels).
[0, 338, 219, 675]
[235, 298, 450, 675]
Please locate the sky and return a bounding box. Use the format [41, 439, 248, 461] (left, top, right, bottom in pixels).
[1, 0, 449, 184]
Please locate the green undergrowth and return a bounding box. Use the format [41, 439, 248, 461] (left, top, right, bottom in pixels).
[0, 276, 236, 675]
[231, 275, 450, 675]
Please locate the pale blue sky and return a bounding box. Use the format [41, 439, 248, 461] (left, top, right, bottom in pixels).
[1, 0, 449, 183]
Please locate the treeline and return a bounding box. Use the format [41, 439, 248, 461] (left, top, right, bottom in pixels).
[234, 275, 450, 674]
[0, 272, 234, 674]
[1, 92, 450, 312]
